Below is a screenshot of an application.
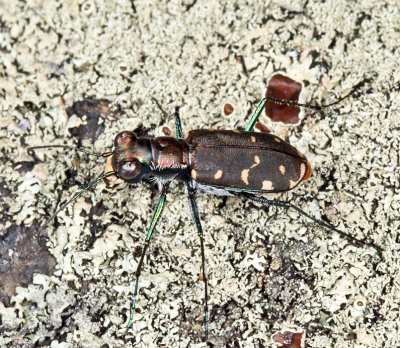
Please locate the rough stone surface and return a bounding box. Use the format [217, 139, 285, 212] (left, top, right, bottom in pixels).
[0, 1, 399, 347]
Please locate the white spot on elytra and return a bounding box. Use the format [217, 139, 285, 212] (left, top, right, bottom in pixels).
[299, 162, 306, 178]
[214, 170, 223, 180]
[191, 169, 197, 180]
[279, 165, 286, 175]
[241, 169, 249, 185]
[251, 155, 260, 168]
[261, 180, 274, 190]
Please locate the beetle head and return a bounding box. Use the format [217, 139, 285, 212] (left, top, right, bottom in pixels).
[109, 131, 152, 183]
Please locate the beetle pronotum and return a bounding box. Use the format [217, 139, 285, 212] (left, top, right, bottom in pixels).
[29, 93, 381, 341]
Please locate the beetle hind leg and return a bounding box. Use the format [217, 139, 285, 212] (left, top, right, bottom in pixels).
[244, 82, 365, 132]
[185, 182, 209, 341]
[174, 107, 184, 139]
[238, 192, 382, 258]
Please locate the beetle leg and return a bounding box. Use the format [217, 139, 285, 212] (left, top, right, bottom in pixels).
[174, 107, 184, 139]
[245, 99, 268, 132]
[245, 97, 322, 131]
[245, 81, 365, 132]
[125, 183, 170, 335]
[239, 192, 382, 258]
[185, 182, 209, 341]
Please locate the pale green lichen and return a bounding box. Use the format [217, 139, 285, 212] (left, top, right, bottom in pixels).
[1, 0, 399, 347]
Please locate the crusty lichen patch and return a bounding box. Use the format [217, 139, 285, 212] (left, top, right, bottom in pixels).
[1, 0, 400, 347]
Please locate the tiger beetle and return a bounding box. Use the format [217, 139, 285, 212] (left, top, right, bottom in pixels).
[29, 92, 381, 341]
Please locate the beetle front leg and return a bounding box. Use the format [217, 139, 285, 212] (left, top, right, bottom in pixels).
[238, 192, 382, 258]
[185, 183, 209, 341]
[125, 183, 170, 335]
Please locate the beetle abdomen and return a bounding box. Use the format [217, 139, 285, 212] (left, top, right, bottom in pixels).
[186, 130, 311, 192]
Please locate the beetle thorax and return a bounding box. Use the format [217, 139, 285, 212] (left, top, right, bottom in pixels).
[150, 136, 189, 171]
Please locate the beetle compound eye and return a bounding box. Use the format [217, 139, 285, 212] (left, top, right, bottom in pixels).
[118, 160, 142, 181]
[114, 131, 137, 146]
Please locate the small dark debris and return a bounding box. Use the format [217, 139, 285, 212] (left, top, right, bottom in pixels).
[162, 126, 172, 136]
[345, 332, 357, 341]
[224, 103, 234, 115]
[255, 121, 271, 134]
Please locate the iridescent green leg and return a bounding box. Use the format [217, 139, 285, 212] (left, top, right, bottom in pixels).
[175, 110, 184, 139]
[125, 184, 170, 334]
[245, 97, 326, 132]
[245, 98, 268, 132]
[185, 183, 209, 341]
[245, 82, 364, 132]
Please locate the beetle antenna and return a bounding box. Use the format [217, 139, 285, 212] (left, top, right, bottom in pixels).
[272, 79, 365, 110]
[28, 144, 114, 159]
[246, 81, 365, 132]
[37, 171, 115, 246]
